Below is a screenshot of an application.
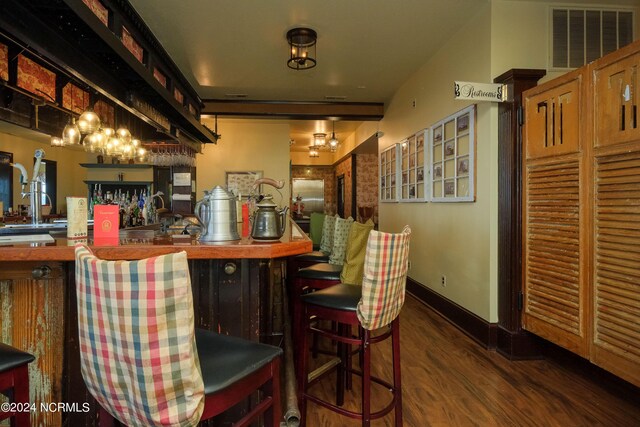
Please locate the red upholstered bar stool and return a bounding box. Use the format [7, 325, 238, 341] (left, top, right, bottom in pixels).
[74, 245, 282, 427]
[0, 343, 35, 427]
[297, 226, 411, 427]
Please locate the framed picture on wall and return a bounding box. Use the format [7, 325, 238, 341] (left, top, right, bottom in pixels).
[379, 144, 399, 202]
[225, 170, 263, 198]
[399, 129, 428, 202]
[429, 104, 476, 202]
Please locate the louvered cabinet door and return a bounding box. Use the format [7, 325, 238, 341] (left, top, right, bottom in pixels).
[592, 151, 640, 387]
[522, 71, 590, 357]
[593, 47, 640, 148]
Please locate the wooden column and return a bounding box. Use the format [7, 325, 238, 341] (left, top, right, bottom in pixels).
[494, 69, 546, 359]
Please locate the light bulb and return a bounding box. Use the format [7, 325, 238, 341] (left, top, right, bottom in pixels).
[116, 128, 132, 144]
[77, 109, 101, 134]
[50, 136, 64, 147]
[62, 118, 81, 145]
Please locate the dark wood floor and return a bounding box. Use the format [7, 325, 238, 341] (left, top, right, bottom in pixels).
[303, 295, 640, 426]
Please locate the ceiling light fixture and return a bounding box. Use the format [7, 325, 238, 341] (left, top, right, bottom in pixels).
[287, 27, 317, 70]
[309, 146, 319, 158]
[328, 122, 339, 152]
[50, 105, 145, 162]
[313, 133, 326, 147]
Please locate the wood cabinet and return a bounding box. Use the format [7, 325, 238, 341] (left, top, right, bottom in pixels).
[522, 40, 640, 387]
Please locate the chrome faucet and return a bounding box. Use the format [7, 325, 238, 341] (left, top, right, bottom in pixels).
[11, 149, 47, 225]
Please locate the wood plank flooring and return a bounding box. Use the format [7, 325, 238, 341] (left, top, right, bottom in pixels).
[303, 295, 640, 426]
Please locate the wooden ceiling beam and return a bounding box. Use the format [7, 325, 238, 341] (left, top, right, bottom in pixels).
[202, 100, 384, 121]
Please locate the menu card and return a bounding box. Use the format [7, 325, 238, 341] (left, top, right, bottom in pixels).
[93, 205, 119, 244]
[66, 197, 88, 240]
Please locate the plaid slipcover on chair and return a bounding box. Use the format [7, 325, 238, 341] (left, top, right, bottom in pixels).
[357, 225, 412, 330]
[75, 245, 282, 427]
[297, 226, 411, 427]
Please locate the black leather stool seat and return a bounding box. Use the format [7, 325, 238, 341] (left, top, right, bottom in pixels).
[195, 329, 283, 395]
[294, 250, 330, 263]
[300, 283, 361, 312]
[297, 263, 343, 280]
[0, 343, 35, 373]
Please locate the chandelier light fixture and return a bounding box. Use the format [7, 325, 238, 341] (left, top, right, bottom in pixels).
[313, 132, 326, 147]
[51, 105, 146, 162]
[328, 122, 339, 152]
[287, 27, 317, 70]
[307, 122, 342, 157]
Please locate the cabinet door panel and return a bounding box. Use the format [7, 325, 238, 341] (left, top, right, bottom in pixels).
[592, 150, 640, 387]
[594, 51, 640, 147]
[523, 157, 589, 357]
[524, 72, 582, 160]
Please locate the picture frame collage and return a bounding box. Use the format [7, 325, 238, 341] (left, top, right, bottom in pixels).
[379, 104, 475, 203]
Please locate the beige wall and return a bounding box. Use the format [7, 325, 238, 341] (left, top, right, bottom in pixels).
[373, 0, 639, 323]
[491, 0, 640, 84]
[0, 125, 88, 213]
[197, 118, 291, 205]
[376, 2, 497, 321]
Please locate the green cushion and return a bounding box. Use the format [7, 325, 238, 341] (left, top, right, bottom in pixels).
[309, 212, 325, 246]
[319, 215, 337, 254]
[329, 216, 354, 265]
[340, 219, 375, 285]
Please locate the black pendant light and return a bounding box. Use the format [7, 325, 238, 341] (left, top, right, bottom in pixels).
[287, 28, 317, 70]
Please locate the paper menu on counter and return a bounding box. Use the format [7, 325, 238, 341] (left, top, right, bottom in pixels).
[93, 205, 120, 240]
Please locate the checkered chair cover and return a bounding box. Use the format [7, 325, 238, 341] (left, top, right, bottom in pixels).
[75, 245, 204, 427]
[357, 226, 411, 330]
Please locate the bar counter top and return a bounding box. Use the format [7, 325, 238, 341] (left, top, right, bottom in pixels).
[0, 217, 312, 261]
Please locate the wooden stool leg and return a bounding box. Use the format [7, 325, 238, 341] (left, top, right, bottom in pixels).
[98, 406, 116, 427]
[264, 358, 281, 427]
[362, 329, 371, 427]
[392, 319, 403, 427]
[346, 324, 353, 391]
[336, 323, 346, 407]
[292, 279, 304, 359]
[12, 365, 31, 427]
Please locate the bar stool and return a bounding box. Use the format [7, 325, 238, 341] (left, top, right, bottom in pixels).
[0, 343, 35, 427]
[74, 245, 282, 427]
[297, 226, 411, 427]
[291, 217, 354, 353]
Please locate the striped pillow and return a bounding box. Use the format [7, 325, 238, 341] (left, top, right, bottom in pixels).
[357, 226, 411, 330]
[75, 245, 204, 427]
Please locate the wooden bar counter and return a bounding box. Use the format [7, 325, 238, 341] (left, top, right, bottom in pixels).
[0, 218, 311, 426]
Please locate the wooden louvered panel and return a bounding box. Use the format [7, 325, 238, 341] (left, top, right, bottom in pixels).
[593, 49, 640, 147]
[524, 71, 582, 160]
[592, 151, 640, 387]
[523, 158, 588, 356]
